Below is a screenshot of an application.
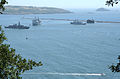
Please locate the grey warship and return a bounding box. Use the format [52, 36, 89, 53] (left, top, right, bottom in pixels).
[32, 17, 41, 26]
[70, 20, 86, 25]
[5, 22, 29, 29]
[87, 19, 95, 23]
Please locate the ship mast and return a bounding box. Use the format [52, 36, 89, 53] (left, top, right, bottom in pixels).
[18, 21, 20, 26]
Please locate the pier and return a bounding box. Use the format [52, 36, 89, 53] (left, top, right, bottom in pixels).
[23, 17, 120, 24]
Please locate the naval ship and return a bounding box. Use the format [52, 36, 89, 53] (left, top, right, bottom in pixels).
[5, 22, 29, 29]
[87, 19, 95, 23]
[70, 20, 86, 25]
[32, 17, 41, 26]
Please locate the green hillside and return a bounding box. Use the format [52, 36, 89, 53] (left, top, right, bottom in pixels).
[3, 6, 72, 14]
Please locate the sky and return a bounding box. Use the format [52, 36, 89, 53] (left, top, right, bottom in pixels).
[7, 0, 120, 9]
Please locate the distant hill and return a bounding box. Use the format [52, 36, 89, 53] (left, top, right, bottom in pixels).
[3, 6, 72, 14]
[96, 8, 110, 11]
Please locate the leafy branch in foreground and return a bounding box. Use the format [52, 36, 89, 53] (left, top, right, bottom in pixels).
[109, 55, 120, 72]
[106, 0, 120, 6]
[0, 26, 43, 79]
[0, 0, 8, 14]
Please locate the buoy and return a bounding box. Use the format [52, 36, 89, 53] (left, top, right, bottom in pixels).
[26, 37, 28, 40]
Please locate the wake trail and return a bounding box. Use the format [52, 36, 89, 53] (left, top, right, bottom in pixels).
[23, 72, 106, 76]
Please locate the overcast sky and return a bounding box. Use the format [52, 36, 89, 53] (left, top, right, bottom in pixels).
[7, 0, 120, 9]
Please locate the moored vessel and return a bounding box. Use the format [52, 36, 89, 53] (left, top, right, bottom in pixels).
[87, 19, 95, 23]
[32, 17, 41, 26]
[5, 22, 29, 29]
[70, 20, 86, 25]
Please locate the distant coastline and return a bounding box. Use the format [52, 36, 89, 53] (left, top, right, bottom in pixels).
[3, 6, 72, 15]
[96, 8, 110, 11]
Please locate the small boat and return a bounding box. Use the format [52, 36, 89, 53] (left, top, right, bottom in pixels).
[70, 20, 86, 25]
[26, 37, 28, 40]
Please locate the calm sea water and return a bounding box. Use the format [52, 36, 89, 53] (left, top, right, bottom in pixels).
[0, 10, 120, 79]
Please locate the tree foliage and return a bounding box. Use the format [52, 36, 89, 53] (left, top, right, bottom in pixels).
[0, 0, 8, 14]
[0, 26, 43, 79]
[109, 55, 120, 72]
[106, 0, 120, 6]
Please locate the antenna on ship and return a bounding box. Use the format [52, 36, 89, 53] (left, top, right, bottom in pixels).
[18, 21, 20, 26]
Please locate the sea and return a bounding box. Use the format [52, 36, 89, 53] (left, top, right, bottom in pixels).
[0, 9, 120, 79]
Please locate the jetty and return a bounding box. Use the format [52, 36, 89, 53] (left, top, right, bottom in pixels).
[22, 17, 120, 24]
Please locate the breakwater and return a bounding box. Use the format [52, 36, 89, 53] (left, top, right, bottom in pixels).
[23, 17, 120, 23]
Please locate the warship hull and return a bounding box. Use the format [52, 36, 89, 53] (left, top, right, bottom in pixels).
[5, 26, 29, 29]
[87, 19, 95, 23]
[5, 22, 30, 29]
[70, 22, 86, 25]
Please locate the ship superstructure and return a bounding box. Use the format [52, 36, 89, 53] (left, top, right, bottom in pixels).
[87, 19, 95, 23]
[32, 17, 41, 26]
[70, 20, 86, 25]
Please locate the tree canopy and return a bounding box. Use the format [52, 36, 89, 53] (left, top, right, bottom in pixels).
[109, 55, 120, 72]
[0, 26, 43, 79]
[0, 0, 8, 14]
[106, 0, 120, 6]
